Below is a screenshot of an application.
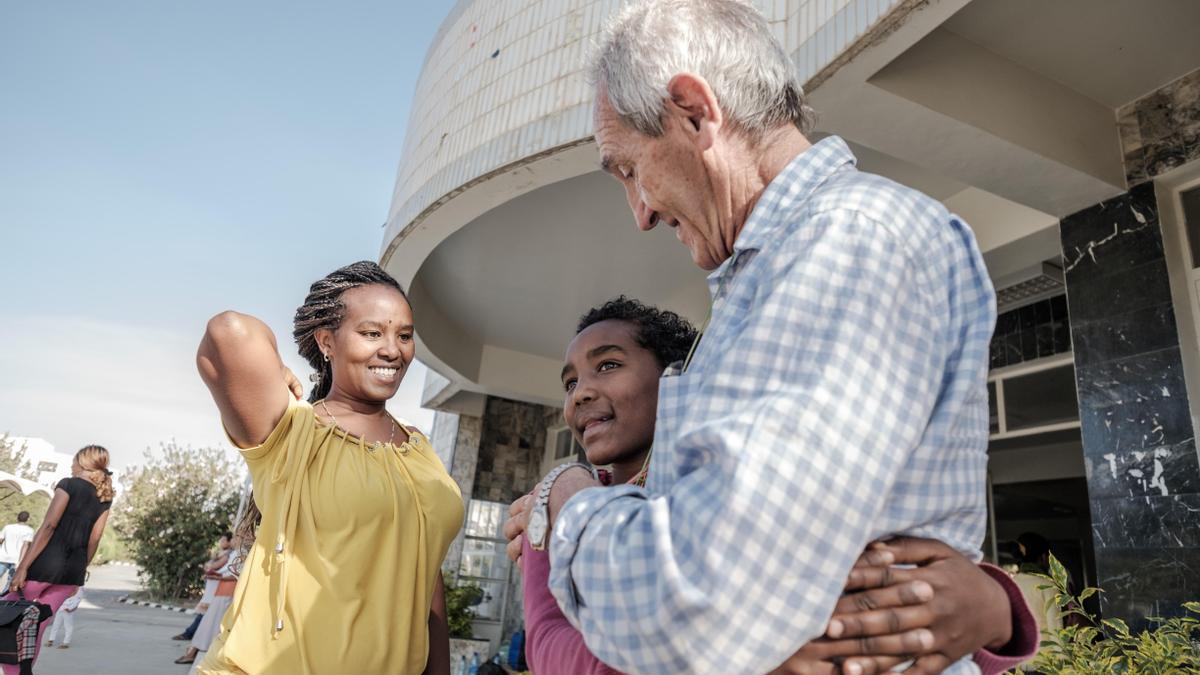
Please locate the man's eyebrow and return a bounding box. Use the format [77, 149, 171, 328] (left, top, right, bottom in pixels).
[561, 363, 575, 381]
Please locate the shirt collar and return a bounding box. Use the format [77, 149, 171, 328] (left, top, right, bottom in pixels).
[707, 135, 858, 287]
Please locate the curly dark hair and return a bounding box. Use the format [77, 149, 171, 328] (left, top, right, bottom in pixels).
[576, 296, 699, 368]
[293, 260, 408, 403]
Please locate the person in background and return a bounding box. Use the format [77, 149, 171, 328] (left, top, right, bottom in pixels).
[0, 513, 34, 595]
[5, 445, 115, 675]
[1011, 532, 1065, 670]
[44, 586, 83, 649]
[173, 532, 234, 664]
[185, 546, 242, 673]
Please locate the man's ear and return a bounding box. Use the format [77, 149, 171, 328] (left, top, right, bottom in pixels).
[664, 73, 723, 151]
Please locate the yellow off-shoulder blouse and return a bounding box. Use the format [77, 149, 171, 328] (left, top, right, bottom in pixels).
[198, 399, 463, 675]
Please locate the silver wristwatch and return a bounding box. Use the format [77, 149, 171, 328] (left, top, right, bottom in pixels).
[528, 462, 594, 551]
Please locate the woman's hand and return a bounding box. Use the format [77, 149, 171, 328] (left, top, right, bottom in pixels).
[9, 568, 27, 594]
[282, 365, 304, 400]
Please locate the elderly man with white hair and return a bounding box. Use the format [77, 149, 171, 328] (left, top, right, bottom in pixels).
[505, 1, 1038, 673]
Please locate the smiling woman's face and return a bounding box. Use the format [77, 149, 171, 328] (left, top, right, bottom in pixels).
[561, 319, 663, 468]
[317, 284, 415, 403]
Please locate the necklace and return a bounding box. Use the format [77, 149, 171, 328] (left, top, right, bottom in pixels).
[631, 449, 652, 488]
[319, 400, 397, 453]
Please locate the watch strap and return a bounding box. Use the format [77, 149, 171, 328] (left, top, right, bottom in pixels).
[535, 462, 595, 511]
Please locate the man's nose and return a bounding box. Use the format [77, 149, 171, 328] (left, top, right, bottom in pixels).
[633, 196, 657, 232]
[623, 180, 656, 231]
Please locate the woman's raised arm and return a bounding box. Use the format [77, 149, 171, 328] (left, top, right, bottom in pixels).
[197, 311, 300, 448]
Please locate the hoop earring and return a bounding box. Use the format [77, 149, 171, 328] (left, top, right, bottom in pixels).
[323, 352, 330, 362]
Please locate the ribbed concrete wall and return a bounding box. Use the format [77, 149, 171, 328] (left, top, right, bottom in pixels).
[383, 0, 903, 248]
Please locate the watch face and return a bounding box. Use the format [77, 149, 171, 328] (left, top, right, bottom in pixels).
[527, 507, 549, 550]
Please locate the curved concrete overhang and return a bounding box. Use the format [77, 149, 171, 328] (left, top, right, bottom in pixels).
[383, 0, 1200, 407]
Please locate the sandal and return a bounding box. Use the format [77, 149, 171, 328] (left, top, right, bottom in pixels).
[174, 655, 195, 665]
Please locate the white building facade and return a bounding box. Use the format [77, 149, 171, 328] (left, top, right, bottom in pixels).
[6, 437, 74, 489]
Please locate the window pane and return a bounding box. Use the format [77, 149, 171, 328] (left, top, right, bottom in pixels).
[1182, 186, 1200, 269]
[988, 381, 999, 434]
[1003, 365, 1080, 431]
[555, 428, 574, 459]
[463, 500, 505, 539]
[469, 579, 507, 621]
[459, 538, 510, 580]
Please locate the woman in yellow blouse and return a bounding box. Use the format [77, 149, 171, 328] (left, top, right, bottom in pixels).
[195, 261, 463, 675]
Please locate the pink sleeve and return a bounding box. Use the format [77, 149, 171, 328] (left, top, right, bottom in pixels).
[972, 563, 1039, 675]
[521, 537, 624, 675]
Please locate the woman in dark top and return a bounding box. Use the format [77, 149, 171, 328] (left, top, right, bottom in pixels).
[5, 445, 114, 674]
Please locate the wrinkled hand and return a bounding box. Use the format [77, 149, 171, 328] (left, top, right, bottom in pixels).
[282, 366, 304, 400]
[504, 493, 535, 563]
[770, 545, 934, 675]
[8, 568, 26, 594]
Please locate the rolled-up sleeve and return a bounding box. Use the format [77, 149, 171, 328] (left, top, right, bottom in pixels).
[549, 211, 966, 674]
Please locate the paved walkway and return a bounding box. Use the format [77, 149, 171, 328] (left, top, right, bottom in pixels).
[38, 564, 198, 675]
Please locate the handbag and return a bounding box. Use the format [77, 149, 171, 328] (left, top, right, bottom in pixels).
[0, 591, 52, 664]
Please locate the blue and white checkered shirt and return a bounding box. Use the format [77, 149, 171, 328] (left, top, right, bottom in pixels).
[548, 136, 997, 674]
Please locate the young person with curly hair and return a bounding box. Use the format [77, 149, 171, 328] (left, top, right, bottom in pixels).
[195, 260, 462, 675]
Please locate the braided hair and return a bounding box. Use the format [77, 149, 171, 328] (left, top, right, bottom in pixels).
[293, 260, 408, 403]
[236, 261, 408, 558]
[576, 296, 698, 368]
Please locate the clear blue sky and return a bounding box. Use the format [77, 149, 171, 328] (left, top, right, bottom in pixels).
[1, 0, 457, 469]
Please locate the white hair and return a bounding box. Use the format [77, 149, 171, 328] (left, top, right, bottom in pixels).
[590, 0, 815, 139]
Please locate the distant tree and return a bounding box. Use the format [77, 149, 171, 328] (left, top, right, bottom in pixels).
[0, 434, 51, 527]
[112, 442, 242, 600]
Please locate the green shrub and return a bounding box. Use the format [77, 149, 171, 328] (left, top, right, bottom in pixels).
[1021, 555, 1200, 673]
[91, 527, 131, 566]
[445, 576, 484, 638]
[112, 443, 241, 600]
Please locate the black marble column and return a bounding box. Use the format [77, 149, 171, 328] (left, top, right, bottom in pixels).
[1060, 181, 1200, 629]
